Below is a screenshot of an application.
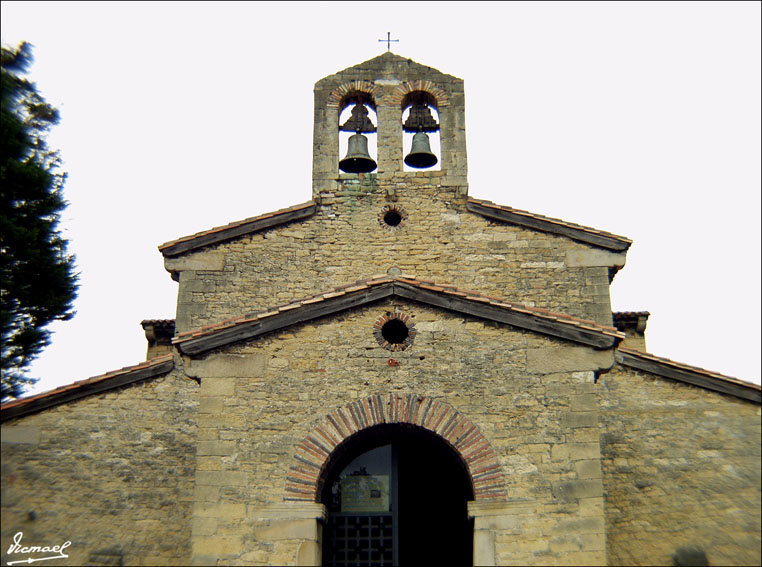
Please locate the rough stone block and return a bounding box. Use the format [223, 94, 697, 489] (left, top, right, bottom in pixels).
[187, 354, 267, 379]
[0, 426, 40, 445]
[297, 540, 321, 565]
[478, 514, 522, 533]
[565, 249, 626, 268]
[198, 377, 235, 396]
[558, 550, 607, 566]
[195, 470, 247, 487]
[191, 516, 217, 536]
[473, 529, 496, 567]
[193, 484, 220, 502]
[196, 440, 236, 456]
[191, 536, 242, 557]
[570, 394, 597, 412]
[552, 479, 604, 501]
[165, 252, 226, 275]
[194, 502, 246, 520]
[561, 411, 599, 429]
[527, 346, 614, 374]
[198, 397, 223, 414]
[555, 516, 605, 534]
[253, 518, 317, 541]
[575, 459, 603, 479]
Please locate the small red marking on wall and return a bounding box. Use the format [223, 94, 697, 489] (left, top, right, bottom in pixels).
[388, 359, 399, 366]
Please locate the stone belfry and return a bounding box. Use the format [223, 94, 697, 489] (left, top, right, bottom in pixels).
[311, 52, 469, 203]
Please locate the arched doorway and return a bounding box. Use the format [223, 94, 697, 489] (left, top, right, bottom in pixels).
[320, 424, 474, 566]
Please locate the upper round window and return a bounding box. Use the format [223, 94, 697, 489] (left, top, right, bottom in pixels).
[379, 205, 408, 231]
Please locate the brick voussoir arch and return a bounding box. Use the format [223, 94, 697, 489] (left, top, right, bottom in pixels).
[389, 80, 450, 108]
[284, 393, 507, 502]
[326, 80, 380, 108]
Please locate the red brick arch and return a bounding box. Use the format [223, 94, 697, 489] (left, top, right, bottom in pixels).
[389, 80, 450, 108]
[284, 393, 506, 502]
[326, 80, 380, 108]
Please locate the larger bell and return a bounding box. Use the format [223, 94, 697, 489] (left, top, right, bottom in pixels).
[339, 133, 377, 173]
[404, 131, 438, 169]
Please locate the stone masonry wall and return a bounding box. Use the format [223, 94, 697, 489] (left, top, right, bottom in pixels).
[183, 299, 615, 566]
[168, 183, 618, 335]
[1, 373, 199, 566]
[598, 366, 761, 566]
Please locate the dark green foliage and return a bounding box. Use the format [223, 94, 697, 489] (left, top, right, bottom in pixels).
[1, 42, 78, 400]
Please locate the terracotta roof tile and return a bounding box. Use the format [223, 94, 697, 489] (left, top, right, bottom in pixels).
[467, 197, 632, 251]
[159, 201, 316, 256]
[616, 347, 760, 403]
[469, 198, 632, 242]
[1, 354, 174, 415]
[617, 347, 760, 391]
[344, 284, 371, 293]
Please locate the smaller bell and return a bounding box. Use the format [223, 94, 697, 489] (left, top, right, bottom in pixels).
[404, 131, 438, 169]
[339, 132, 377, 173]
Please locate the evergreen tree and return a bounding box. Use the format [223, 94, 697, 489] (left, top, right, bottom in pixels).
[1, 42, 78, 400]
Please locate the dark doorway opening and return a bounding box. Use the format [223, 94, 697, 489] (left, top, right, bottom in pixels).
[321, 424, 473, 566]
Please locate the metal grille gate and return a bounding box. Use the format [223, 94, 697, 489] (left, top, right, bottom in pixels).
[323, 514, 394, 566]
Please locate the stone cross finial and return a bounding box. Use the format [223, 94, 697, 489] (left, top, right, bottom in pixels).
[378, 32, 399, 51]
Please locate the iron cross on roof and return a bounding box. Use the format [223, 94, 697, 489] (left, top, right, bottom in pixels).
[378, 32, 399, 51]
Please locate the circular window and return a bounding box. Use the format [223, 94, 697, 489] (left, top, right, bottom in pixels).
[382, 318, 408, 343]
[374, 312, 416, 352]
[379, 205, 408, 231]
[384, 210, 402, 227]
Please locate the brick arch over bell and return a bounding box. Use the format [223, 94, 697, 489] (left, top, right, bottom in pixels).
[390, 80, 450, 108]
[326, 80, 380, 108]
[284, 393, 506, 502]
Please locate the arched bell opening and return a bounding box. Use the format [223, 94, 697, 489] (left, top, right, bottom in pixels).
[338, 93, 378, 174]
[319, 423, 474, 567]
[401, 91, 441, 172]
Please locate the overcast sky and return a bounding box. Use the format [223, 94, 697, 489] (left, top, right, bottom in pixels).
[2, 1, 760, 395]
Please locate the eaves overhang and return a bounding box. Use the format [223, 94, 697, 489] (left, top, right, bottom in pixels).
[159, 201, 317, 258]
[1, 354, 175, 422]
[173, 276, 624, 357]
[616, 347, 761, 403]
[467, 198, 632, 252]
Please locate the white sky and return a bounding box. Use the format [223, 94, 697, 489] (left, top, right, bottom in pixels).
[2, 1, 760, 395]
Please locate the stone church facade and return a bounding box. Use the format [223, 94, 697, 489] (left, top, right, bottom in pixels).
[2, 53, 760, 566]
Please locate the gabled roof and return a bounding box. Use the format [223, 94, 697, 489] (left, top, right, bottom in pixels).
[616, 347, 761, 403]
[1, 354, 175, 422]
[467, 198, 632, 252]
[158, 196, 631, 260]
[316, 51, 459, 87]
[159, 202, 317, 257]
[173, 276, 624, 356]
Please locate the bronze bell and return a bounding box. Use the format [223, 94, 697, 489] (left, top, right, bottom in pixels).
[404, 131, 438, 169]
[339, 132, 377, 173]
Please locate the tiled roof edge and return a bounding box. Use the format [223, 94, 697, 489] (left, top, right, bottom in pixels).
[173, 276, 624, 356]
[159, 201, 317, 257]
[615, 347, 761, 404]
[1, 354, 176, 422]
[466, 198, 632, 252]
